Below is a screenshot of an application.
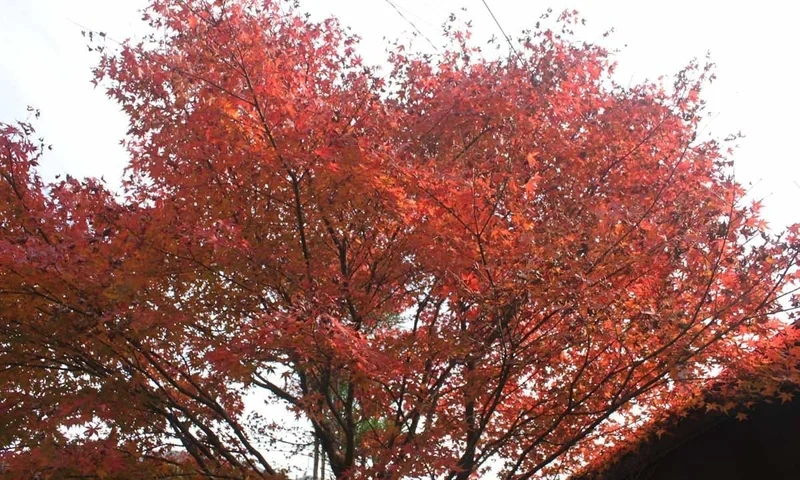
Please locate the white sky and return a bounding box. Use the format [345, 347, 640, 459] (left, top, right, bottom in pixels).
[2, 1, 799, 475]
[2, 0, 799, 227]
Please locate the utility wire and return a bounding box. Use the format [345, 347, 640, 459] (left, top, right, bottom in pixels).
[384, 0, 440, 52]
[480, 0, 519, 58]
[394, 1, 439, 29]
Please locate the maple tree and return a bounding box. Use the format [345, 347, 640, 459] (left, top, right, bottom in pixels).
[2, 1, 800, 478]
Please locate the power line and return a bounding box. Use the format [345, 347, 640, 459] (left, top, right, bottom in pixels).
[480, 0, 519, 58]
[384, 0, 440, 52]
[393, 1, 438, 30]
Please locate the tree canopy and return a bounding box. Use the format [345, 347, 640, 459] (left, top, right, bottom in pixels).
[2, 1, 800, 478]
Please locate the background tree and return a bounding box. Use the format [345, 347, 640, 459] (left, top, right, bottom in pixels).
[2, 1, 800, 478]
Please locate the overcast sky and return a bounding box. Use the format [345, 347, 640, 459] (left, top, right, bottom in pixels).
[2, 0, 799, 228]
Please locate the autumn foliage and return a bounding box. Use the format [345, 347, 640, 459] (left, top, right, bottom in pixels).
[2, 1, 800, 478]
